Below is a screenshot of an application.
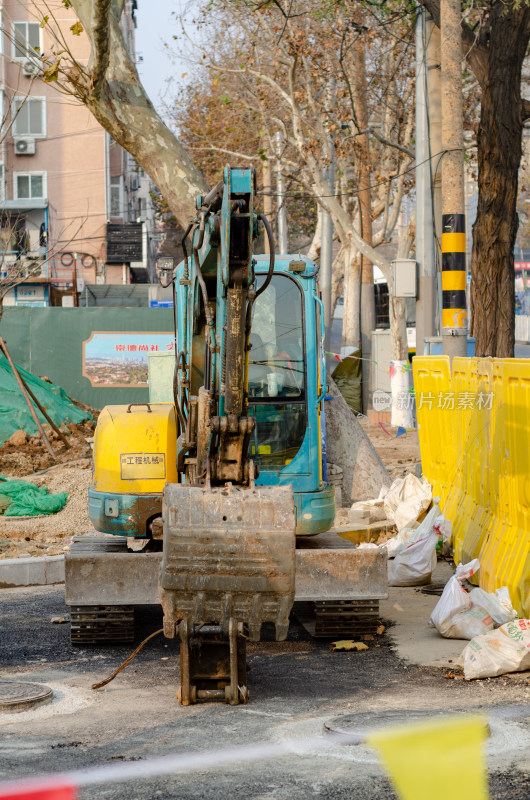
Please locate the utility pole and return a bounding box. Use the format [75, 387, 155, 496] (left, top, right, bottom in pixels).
[273, 131, 288, 254]
[441, 0, 467, 357]
[320, 159, 334, 360]
[72, 252, 78, 307]
[428, 20, 443, 284]
[415, 8, 438, 355]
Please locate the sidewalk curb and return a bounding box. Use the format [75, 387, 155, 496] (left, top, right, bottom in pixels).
[0, 554, 65, 588]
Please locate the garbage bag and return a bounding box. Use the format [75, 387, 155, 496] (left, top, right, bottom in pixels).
[430, 560, 517, 640]
[460, 619, 530, 680]
[0, 477, 68, 517]
[437, 605, 494, 641]
[387, 531, 439, 586]
[468, 586, 517, 627]
[430, 559, 478, 638]
[383, 474, 432, 531]
[385, 503, 443, 559]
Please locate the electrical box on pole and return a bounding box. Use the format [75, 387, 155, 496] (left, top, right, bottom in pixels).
[392, 259, 417, 298]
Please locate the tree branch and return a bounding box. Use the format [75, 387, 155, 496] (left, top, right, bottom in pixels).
[91, 0, 112, 99]
[362, 127, 414, 159]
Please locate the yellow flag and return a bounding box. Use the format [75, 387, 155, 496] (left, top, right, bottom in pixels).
[367, 715, 490, 800]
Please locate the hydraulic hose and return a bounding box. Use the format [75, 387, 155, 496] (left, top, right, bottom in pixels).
[254, 213, 275, 300]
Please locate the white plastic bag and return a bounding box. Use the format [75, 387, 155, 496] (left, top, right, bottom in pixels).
[469, 586, 517, 627]
[433, 514, 452, 555]
[431, 562, 517, 639]
[460, 619, 530, 680]
[385, 503, 441, 559]
[383, 474, 432, 531]
[437, 605, 494, 640]
[430, 563, 474, 633]
[387, 531, 439, 587]
[430, 559, 497, 640]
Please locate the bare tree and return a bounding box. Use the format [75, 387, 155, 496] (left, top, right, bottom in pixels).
[172, 0, 416, 421]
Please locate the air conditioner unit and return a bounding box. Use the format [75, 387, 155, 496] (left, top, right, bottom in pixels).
[22, 59, 40, 77]
[14, 138, 36, 156]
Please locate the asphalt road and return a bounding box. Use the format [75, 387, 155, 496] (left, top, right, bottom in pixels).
[1, 584, 530, 799]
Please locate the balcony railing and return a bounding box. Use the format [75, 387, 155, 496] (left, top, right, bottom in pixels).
[0, 250, 48, 280]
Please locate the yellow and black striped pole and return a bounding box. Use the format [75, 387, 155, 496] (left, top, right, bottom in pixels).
[441, 213, 467, 330]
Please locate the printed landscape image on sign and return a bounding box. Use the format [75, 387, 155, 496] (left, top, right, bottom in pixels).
[83, 332, 174, 387]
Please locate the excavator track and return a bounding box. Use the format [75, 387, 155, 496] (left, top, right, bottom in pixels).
[295, 599, 380, 639]
[70, 605, 135, 644]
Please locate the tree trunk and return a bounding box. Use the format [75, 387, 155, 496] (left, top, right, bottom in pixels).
[470, 8, 530, 356]
[331, 252, 344, 319]
[342, 247, 361, 350]
[307, 211, 322, 261]
[352, 33, 375, 411]
[389, 295, 414, 428]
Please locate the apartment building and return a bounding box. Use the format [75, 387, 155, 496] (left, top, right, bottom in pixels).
[0, 0, 157, 308]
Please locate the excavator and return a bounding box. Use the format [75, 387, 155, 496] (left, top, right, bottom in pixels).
[65, 167, 386, 705]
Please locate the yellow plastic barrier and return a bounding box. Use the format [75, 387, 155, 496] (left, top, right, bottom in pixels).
[413, 356, 530, 617]
[413, 357, 455, 504]
[478, 360, 530, 615]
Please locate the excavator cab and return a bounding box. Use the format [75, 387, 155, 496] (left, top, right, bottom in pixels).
[248, 262, 335, 535]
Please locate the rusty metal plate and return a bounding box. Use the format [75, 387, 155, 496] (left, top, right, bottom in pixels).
[159, 483, 296, 641]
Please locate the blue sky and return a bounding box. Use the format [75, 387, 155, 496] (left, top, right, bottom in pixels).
[135, 0, 189, 118]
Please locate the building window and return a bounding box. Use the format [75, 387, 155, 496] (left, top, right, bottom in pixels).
[12, 97, 46, 137]
[12, 22, 41, 59]
[110, 176, 122, 217]
[14, 172, 46, 200]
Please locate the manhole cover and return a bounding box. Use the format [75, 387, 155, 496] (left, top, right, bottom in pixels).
[324, 709, 489, 742]
[419, 582, 446, 596]
[0, 681, 53, 713]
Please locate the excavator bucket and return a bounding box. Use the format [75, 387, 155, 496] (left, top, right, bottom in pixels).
[159, 482, 296, 704]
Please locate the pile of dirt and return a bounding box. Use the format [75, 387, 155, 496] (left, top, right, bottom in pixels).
[0, 461, 93, 559]
[0, 407, 100, 559]
[361, 419, 421, 479]
[0, 417, 97, 477]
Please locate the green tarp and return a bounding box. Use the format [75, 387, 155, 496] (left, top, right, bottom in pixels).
[0, 478, 68, 516]
[0, 354, 91, 445]
[331, 350, 362, 416]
